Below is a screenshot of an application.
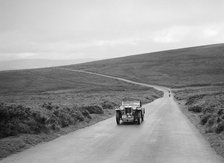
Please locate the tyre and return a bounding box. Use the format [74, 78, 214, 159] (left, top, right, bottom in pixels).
[137, 111, 142, 125]
[141, 114, 144, 121]
[116, 111, 121, 125]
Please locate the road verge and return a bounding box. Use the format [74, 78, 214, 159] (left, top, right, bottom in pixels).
[172, 86, 224, 158]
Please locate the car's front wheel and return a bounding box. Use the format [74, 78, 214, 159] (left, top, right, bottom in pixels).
[142, 114, 144, 121]
[116, 111, 121, 125]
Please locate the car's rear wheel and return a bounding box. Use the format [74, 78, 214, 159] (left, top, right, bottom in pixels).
[116, 111, 121, 125]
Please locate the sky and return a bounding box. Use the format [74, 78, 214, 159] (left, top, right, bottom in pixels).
[0, 0, 224, 61]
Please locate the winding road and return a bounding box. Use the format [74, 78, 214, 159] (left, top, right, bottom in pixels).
[1, 69, 223, 163]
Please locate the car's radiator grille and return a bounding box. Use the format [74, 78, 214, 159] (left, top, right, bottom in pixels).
[125, 107, 132, 114]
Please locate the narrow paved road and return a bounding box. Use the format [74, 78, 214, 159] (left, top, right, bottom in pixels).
[1, 69, 223, 163]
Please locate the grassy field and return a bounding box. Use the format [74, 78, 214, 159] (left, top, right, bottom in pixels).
[65, 44, 224, 87]
[173, 86, 224, 158]
[0, 68, 163, 158]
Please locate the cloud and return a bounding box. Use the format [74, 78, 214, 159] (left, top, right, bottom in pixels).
[0, 52, 39, 60]
[202, 25, 220, 38]
[153, 24, 224, 44]
[0, 37, 143, 60]
[15, 52, 38, 59]
[153, 26, 191, 43]
[41, 37, 146, 53]
[36, 38, 141, 52]
[1, 0, 224, 61]
[93, 38, 140, 46]
[153, 33, 179, 43]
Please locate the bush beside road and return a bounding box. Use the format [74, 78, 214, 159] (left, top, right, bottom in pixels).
[173, 86, 224, 158]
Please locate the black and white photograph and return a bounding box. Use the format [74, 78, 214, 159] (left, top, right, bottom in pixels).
[0, 0, 224, 162]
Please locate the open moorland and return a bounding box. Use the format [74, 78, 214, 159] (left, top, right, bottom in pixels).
[0, 68, 162, 158]
[66, 44, 224, 87]
[1, 43, 224, 159]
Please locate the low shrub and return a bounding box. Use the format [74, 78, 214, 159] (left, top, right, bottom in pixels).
[215, 121, 224, 134]
[0, 101, 116, 138]
[185, 94, 205, 105]
[0, 103, 35, 138]
[217, 109, 224, 116]
[53, 109, 74, 128]
[204, 117, 216, 133]
[30, 111, 49, 133]
[42, 102, 59, 111]
[81, 105, 104, 114]
[0, 102, 95, 138]
[200, 109, 224, 134]
[71, 110, 85, 122]
[101, 101, 117, 110]
[45, 113, 60, 130]
[200, 114, 211, 125]
[203, 107, 216, 114]
[206, 117, 216, 127]
[222, 115, 224, 120]
[188, 105, 202, 113]
[80, 109, 91, 119]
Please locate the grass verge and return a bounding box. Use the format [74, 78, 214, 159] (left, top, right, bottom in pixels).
[172, 86, 224, 158]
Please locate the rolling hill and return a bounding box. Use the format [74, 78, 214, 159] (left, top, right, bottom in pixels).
[1, 43, 223, 105]
[65, 43, 224, 87]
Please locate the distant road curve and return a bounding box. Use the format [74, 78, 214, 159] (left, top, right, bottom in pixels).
[1, 68, 223, 163]
[58, 68, 169, 92]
